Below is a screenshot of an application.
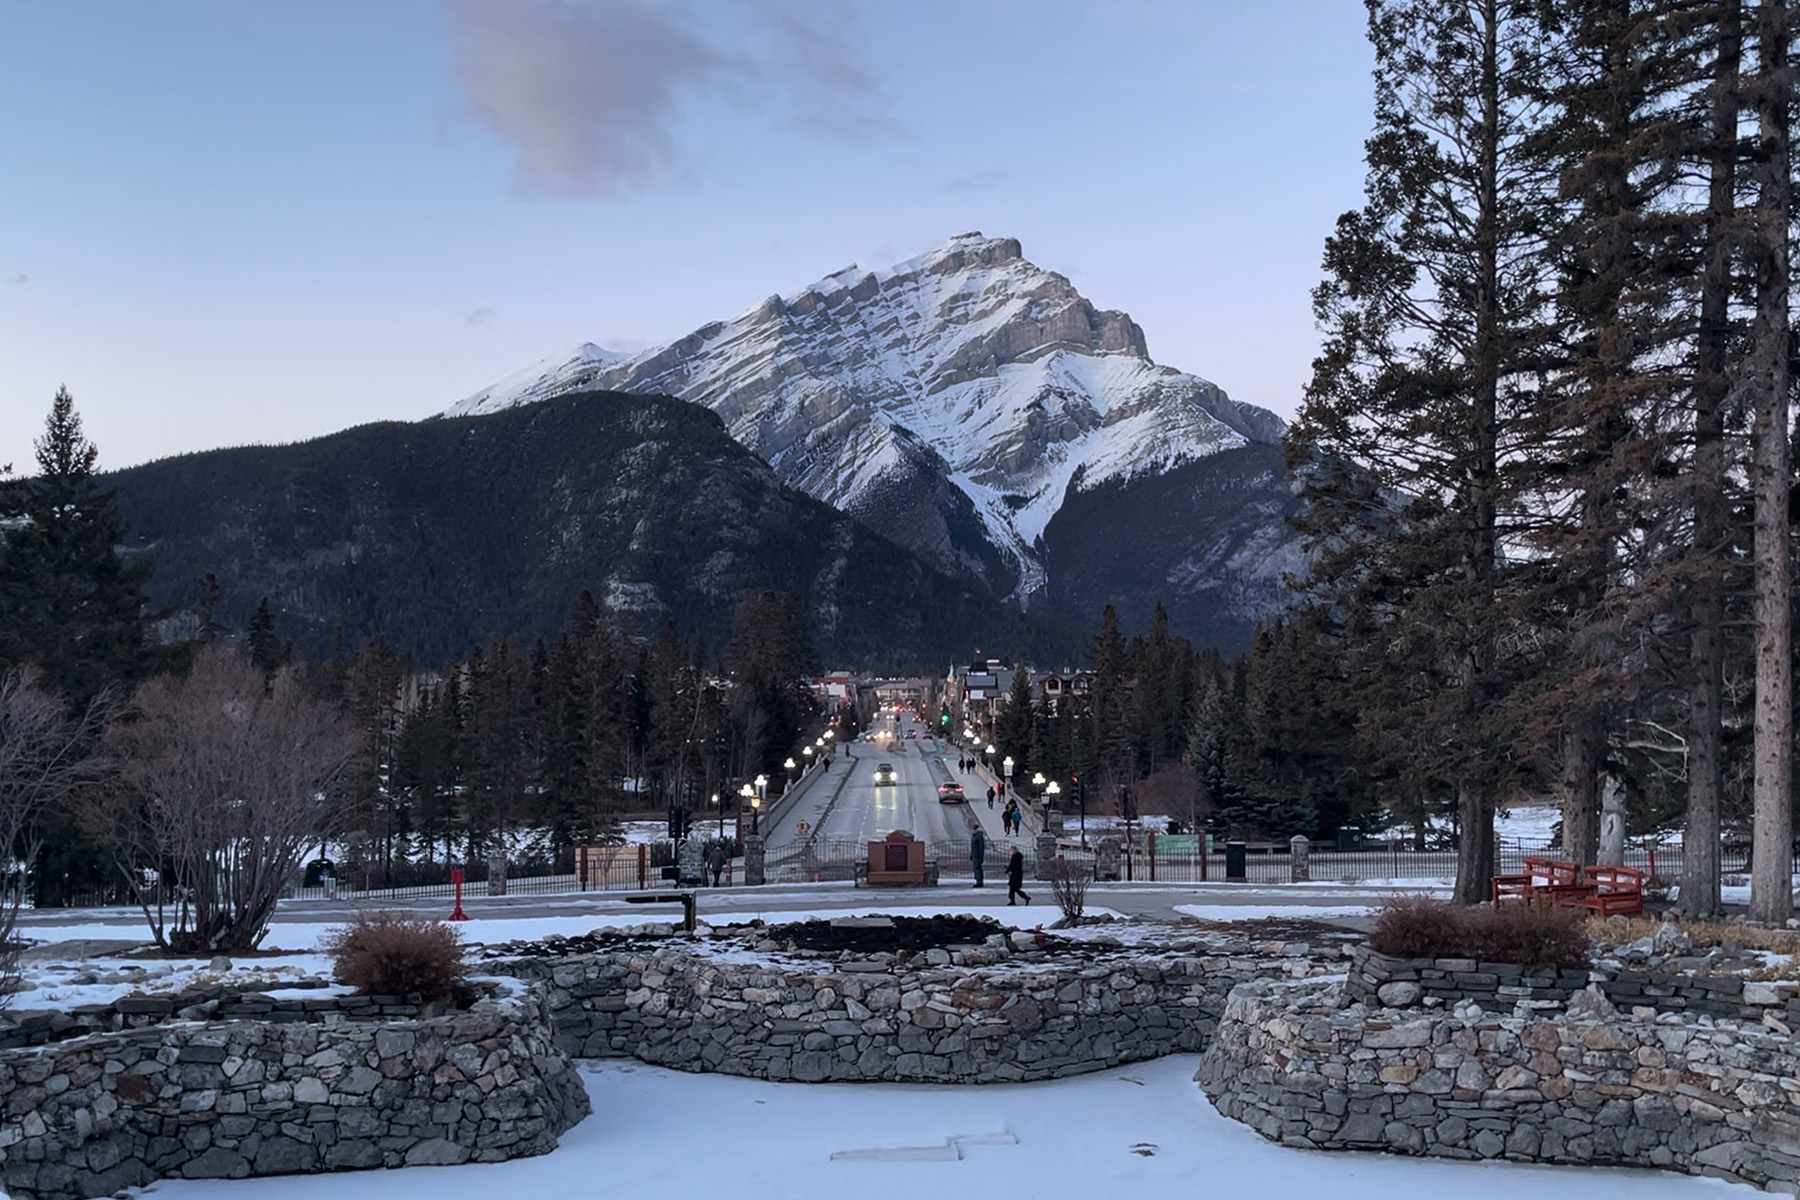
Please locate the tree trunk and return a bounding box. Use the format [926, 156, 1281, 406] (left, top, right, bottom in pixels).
[1747, 0, 1793, 926]
[1454, 781, 1496, 905]
[1562, 716, 1602, 864]
[1681, 0, 1741, 920]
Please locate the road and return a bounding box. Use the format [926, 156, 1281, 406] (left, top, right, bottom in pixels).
[764, 711, 1022, 853]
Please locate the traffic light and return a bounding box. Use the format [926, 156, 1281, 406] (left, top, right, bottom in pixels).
[667, 806, 682, 840]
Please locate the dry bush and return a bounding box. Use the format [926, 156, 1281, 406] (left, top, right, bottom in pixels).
[1371, 897, 1590, 968]
[1480, 906, 1591, 968]
[324, 910, 464, 1001]
[1049, 857, 1091, 923]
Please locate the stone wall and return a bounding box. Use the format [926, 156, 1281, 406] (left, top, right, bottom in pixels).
[1347, 945, 1800, 1022]
[0, 985, 591, 1200]
[492, 932, 1344, 1084]
[1199, 978, 1800, 1194]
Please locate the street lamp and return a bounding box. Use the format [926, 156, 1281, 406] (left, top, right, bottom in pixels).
[803, 744, 814, 770]
[713, 792, 722, 837]
[1046, 780, 1061, 832]
[1002, 756, 1014, 798]
[1031, 771, 1046, 800]
[784, 757, 797, 792]
[985, 743, 995, 768]
[741, 783, 758, 835]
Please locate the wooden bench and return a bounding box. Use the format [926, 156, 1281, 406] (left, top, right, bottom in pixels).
[1580, 865, 1645, 918]
[1492, 857, 1589, 909]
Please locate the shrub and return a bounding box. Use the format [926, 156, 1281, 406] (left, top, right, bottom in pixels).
[1049, 857, 1091, 924]
[1370, 896, 1589, 969]
[323, 909, 465, 1001]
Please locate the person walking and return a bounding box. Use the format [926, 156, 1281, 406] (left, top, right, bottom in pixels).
[1006, 847, 1030, 906]
[705, 840, 728, 887]
[986, 785, 996, 809]
[970, 827, 986, 888]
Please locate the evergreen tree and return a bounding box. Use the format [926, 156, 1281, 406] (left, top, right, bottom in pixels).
[1289, 0, 1557, 902]
[0, 387, 152, 707]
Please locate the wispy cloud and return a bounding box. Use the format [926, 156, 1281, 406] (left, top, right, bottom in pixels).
[464, 306, 497, 325]
[442, 0, 891, 197]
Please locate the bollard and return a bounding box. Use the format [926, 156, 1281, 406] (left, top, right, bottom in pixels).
[448, 868, 468, 921]
[1289, 833, 1310, 882]
[1225, 840, 1247, 882]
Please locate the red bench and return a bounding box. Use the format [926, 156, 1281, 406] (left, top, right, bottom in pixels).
[1580, 865, 1645, 918]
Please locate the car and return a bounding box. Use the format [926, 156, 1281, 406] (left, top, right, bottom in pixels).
[936, 782, 965, 804]
[873, 762, 897, 785]
[906, 730, 919, 739]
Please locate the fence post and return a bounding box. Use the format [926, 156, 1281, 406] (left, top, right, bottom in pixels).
[1290, 834, 1310, 883]
[1148, 831, 1157, 882]
[637, 843, 647, 890]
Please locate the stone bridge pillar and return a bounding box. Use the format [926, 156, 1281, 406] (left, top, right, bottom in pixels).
[1289, 834, 1310, 883]
[743, 834, 766, 886]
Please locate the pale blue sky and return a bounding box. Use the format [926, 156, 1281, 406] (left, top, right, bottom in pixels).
[0, 1, 1372, 473]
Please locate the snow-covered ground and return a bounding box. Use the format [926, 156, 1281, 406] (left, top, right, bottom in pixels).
[118, 1055, 1736, 1200]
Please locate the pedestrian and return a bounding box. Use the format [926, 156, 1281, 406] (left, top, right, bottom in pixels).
[1006, 847, 1030, 906]
[705, 840, 728, 887]
[986, 785, 995, 809]
[970, 827, 986, 887]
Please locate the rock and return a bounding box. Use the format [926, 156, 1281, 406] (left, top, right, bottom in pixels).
[1566, 986, 1616, 1020]
[404, 1139, 472, 1167]
[1376, 981, 1422, 1008]
[209, 955, 233, 971]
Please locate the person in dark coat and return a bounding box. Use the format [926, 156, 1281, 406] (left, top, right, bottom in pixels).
[970, 827, 986, 887]
[986, 785, 996, 809]
[705, 841, 728, 887]
[1006, 847, 1029, 906]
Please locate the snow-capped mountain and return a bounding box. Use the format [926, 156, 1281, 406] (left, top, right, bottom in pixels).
[450, 234, 1286, 605]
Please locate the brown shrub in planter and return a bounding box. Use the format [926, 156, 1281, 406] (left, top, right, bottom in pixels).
[1370, 897, 1589, 969]
[323, 909, 465, 1000]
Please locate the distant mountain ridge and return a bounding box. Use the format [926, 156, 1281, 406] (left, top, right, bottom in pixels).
[449, 233, 1291, 611]
[109, 393, 1040, 667]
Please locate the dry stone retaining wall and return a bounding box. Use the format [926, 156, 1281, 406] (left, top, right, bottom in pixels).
[1199, 977, 1800, 1194]
[0, 985, 591, 1200]
[1348, 945, 1800, 1021]
[493, 935, 1346, 1084]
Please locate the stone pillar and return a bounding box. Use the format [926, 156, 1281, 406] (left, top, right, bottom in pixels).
[486, 854, 507, 897]
[1045, 807, 1064, 835]
[1034, 832, 1059, 880]
[1598, 775, 1626, 866]
[743, 834, 766, 886]
[1095, 836, 1122, 881]
[1290, 834, 1310, 882]
[678, 838, 705, 887]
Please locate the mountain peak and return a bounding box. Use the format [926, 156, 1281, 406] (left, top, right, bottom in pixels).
[448, 235, 1283, 601]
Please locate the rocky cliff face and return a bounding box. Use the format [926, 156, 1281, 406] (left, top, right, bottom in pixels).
[450, 234, 1291, 618]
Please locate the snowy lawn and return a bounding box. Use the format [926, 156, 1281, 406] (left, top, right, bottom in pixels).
[120, 1055, 1738, 1200]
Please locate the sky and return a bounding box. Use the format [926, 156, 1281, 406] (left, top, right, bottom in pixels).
[0, 1, 1373, 475]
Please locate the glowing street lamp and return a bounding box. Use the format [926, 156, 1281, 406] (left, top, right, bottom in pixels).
[1002, 756, 1014, 798]
[741, 783, 758, 835]
[984, 744, 995, 768]
[784, 757, 797, 790]
[803, 745, 814, 769]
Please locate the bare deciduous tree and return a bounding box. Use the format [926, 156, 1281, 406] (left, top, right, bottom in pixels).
[89, 648, 360, 953]
[0, 668, 105, 1002]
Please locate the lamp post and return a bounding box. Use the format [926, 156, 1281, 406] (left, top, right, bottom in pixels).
[985, 743, 995, 770]
[1046, 780, 1061, 835]
[714, 792, 722, 837]
[1002, 756, 1014, 799]
[1031, 771, 1046, 805]
[803, 744, 814, 772]
[784, 757, 797, 790]
[742, 783, 758, 835]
